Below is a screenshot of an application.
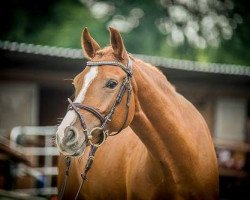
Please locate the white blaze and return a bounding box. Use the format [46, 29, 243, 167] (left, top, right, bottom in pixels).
[57, 67, 98, 138]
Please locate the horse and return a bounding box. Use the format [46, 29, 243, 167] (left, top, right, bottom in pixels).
[56, 27, 219, 200]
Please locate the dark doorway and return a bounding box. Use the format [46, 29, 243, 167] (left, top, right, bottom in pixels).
[39, 87, 73, 126]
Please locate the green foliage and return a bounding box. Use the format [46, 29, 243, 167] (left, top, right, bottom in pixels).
[1, 0, 249, 66]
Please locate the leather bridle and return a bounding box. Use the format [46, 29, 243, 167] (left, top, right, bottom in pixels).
[58, 58, 133, 200]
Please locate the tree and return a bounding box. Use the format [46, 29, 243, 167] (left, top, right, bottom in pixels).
[1, 0, 249, 65]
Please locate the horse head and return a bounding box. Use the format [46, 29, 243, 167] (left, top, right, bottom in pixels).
[56, 27, 136, 156]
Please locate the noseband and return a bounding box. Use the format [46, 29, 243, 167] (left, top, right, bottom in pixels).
[58, 58, 133, 200]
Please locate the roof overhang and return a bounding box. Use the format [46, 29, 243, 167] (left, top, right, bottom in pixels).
[0, 40, 249, 91]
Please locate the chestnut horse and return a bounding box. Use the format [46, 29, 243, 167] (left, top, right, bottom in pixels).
[56, 27, 218, 200]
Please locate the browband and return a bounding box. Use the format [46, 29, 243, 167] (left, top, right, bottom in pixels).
[86, 59, 133, 76]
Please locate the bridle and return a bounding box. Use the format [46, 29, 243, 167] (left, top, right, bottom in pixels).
[58, 58, 133, 200]
[68, 58, 133, 146]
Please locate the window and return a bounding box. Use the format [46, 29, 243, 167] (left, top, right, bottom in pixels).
[214, 97, 247, 141]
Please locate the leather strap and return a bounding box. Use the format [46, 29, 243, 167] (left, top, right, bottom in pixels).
[68, 103, 105, 123]
[74, 145, 98, 200]
[58, 157, 71, 200]
[87, 59, 133, 77]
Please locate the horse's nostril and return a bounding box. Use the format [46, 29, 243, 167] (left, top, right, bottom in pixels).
[66, 130, 75, 141]
[62, 127, 77, 146]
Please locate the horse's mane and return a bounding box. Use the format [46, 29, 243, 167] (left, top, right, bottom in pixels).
[132, 56, 176, 92]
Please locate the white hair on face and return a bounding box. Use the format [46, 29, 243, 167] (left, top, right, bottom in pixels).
[74, 67, 98, 103]
[57, 67, 98, 138]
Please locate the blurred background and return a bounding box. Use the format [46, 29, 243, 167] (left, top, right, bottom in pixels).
[0, 0, 250, 199]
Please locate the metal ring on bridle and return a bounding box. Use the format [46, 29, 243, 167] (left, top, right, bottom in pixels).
[87, 127, 108, 147]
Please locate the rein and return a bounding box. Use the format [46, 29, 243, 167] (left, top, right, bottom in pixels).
[58, 58, 133, 200]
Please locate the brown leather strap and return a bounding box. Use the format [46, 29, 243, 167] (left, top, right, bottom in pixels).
[74, 145, 98, 200]
[87, 60, 132, 77]
[109, 79, 132, 136]
[68, 103, 105, 123]
[67, 98, 87, 130]
[58, 157, 71, 200]
[101, 77, 129, 129]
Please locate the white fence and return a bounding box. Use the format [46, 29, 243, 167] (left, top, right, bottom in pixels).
[10, 126, 59, 196]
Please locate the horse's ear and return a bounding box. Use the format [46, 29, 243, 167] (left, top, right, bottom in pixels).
[81, 27, 101, 60]
[109, 27, 127, 60]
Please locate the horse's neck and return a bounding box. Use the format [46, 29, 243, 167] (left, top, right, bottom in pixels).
[130, 59, 196, 180]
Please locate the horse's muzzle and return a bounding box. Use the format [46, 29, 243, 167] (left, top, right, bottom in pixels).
[56, 126, 86, 156]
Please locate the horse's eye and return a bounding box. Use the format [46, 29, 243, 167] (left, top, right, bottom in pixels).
[105, 79, 118, 89]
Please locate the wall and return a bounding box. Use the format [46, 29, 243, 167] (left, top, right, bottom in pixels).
[0, 82, 38, 129]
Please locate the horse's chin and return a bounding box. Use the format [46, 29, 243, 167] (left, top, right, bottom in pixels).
[71, 144, 86, 157]
[59, 145, 86, 157]
[56, 137, 86, 157]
